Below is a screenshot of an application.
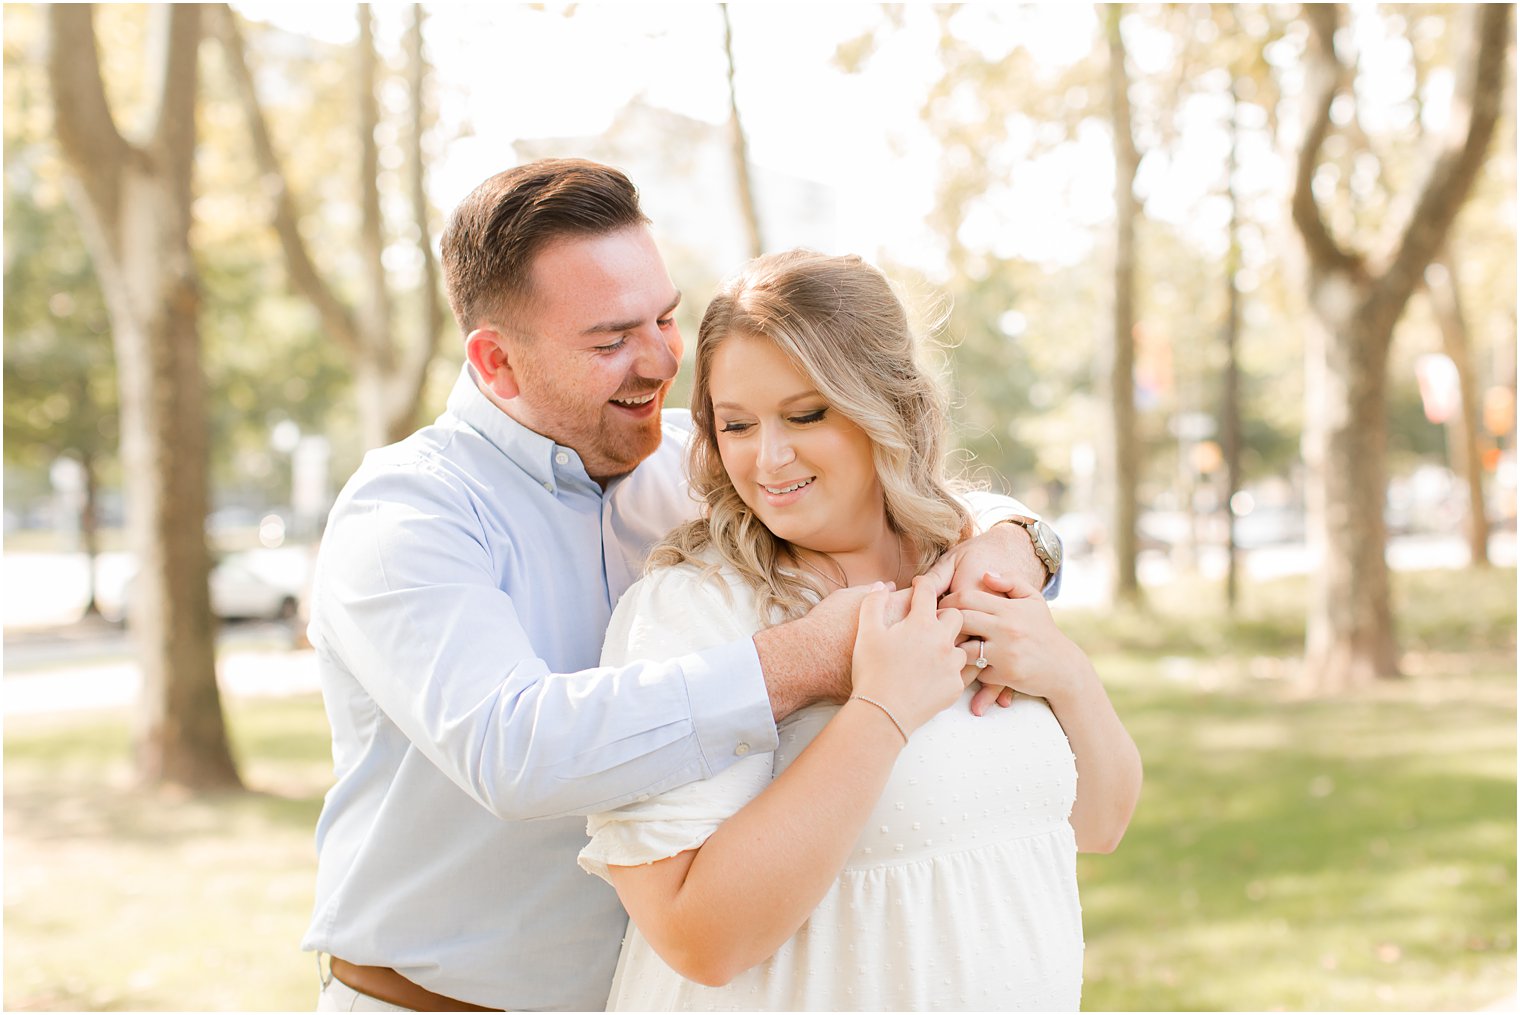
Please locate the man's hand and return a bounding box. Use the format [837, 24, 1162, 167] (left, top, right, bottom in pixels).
[922, 520, 1047, 601]
[754, 582, 901, 722]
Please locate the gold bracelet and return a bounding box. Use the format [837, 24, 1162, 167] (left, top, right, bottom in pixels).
[849, 695, 909, 745]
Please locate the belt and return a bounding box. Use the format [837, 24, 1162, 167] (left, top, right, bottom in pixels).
[329, 957, 502, 1012]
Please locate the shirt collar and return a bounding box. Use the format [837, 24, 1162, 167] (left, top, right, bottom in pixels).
[445, 364, 598, 496]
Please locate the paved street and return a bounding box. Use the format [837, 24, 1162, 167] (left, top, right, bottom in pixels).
[1053, 530, 1515, 609]
[3, 618, 320, 717]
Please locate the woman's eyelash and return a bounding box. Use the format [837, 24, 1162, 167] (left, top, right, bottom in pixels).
[717, 409, 826, 434]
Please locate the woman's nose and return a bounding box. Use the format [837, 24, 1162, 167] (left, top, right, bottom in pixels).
[757, 425, 795, 471]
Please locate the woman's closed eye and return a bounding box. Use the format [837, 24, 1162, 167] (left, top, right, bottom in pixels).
[719, 408, 828, 435]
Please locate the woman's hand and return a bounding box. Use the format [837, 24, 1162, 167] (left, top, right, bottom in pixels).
[850, 576, 969, 737]
[938, 570, 1088, 716]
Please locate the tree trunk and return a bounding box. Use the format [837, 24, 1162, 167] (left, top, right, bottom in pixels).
[125, 224, 237, 788]
[1292, 3, 1508, 690]
[720, 3, 763, 259]
[80, 443, 102, 618]
[1105, 3, 1143, 605]
[1301, 282, 1400, 689]
[47, 4, 242, 790]
[400, 2, 444, 445]
[356, 7, 389, 352]
[1425, 257, 1491, 565]
[1222, 81, 1244, 612]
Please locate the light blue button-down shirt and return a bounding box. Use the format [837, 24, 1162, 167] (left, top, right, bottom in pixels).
[300, 365, 778, 1010]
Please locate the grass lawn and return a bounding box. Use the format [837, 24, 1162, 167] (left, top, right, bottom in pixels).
[1066, 566, 1517, 1012]
[3, 566, 1514, 1011]
[4, 695, 332, 1011]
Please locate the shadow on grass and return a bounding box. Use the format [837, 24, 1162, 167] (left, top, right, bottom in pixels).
[4, 693, 331, 847]
[1079, 644, 1516, 1011]
[3, 780, 324, 846]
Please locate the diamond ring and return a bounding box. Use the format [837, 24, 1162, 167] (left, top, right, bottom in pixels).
[974, 638, 990, 670]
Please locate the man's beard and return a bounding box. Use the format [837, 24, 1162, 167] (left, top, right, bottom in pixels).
[587, 394, 666, 479]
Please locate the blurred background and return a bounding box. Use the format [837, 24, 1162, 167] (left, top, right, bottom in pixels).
[3, 3, 1515, 1010]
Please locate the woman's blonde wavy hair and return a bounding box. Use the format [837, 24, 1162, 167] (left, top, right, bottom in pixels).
[649, 249, 972, 622]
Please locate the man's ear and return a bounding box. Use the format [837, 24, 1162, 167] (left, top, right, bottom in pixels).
[465, 327, 521, 401]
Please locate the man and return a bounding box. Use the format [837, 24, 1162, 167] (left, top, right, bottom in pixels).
[303, 159, 1060, 1011]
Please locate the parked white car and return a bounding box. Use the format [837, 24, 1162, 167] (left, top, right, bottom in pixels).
[101, 550, 307, 623]
[208, 555, 302, 620]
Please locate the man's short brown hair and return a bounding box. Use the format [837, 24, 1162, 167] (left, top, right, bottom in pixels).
[441, 158, 650, 335]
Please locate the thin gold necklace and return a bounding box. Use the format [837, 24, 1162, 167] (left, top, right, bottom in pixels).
[793, 537, 904, 591]
[794, 549, 849, 590]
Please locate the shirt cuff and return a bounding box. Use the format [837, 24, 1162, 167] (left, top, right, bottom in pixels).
[680, 637, 779, 778]
[963, 490, 1041, 531]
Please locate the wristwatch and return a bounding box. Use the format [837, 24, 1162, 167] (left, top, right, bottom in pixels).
[1001, 515, 1062, 585]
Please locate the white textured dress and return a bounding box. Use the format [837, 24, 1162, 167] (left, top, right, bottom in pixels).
[579, 558, 1083, 1012]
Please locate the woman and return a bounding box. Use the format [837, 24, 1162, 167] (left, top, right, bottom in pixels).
[579, 250, 1141, 1010]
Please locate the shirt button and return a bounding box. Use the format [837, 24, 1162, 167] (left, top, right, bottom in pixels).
[734, 742, 751, 756]
[542, 481, 554, 492]
[555, 451, 569, 465]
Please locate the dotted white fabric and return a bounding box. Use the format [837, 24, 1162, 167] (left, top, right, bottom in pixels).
[581, 560, 1083, 1011]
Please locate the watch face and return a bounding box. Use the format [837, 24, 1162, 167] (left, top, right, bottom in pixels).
[1033, 521, 1062, 571]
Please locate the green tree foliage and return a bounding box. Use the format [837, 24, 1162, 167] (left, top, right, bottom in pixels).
[3, 95, 117, 482]
[197, 9, 375, 489]
[3, 7, 118, 492]
[908, 6, 1112, 505]
[198, 234, 354, 507]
